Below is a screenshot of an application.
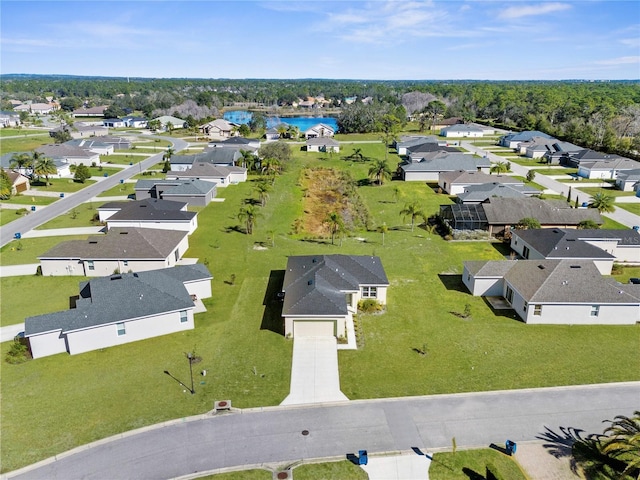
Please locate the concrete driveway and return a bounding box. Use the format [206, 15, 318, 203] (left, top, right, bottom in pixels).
[281, 336, 349, 406]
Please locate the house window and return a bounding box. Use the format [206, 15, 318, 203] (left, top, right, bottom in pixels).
[362, 286, 378, 298]
[88, 261, 95, 271]
[523, 302, 528, 312]
[534, 305, 542, 316]
[123, 260, 128, 267]
[505, 286, 514, 304]
[590, 305, 600, 317]
[174, 249, 179, 261]
[180, 310, 188, 323]
[117, 323, 126, 336]
[522, 246, 530, 259]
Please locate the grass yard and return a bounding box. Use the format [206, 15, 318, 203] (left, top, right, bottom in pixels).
[430, 449, 527, 479]
[0, 235, 91, 266]
[530, 168, 578, 176]
[131, 170, 166, 180]
[0, 195, 58, 206]
[35, 204, 100, 230]
[1, 145, 639, 473]
[576, 187, 637, 197]
[617, 203, 640, 216]
[198, 470, 272, 479]
[30, 178, 96, 193]
[88, 166, 122, 177]
[293, 460, 368, 479]
[0, 129, 49, 137]
[101, 154, 144, 164]
[0, 135, 52, 155]
[0, 208, 28, 226]
[96, 182, 136, 197]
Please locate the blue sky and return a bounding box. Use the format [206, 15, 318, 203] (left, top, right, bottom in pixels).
[1, 1, 638, 80]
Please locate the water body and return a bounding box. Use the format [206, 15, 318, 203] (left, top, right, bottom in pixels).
[224, 110, 339, 133]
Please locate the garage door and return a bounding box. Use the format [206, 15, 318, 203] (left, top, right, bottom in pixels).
[294, 321, 335, 337]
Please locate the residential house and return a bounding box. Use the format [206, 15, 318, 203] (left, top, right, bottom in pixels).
[122, 116, 147, 128]
[577, 158, 639, 180]
[5, 169, 30, 195]
[431, 117, 464, 130]
[405, 143, 460, 160]
[304, 123, 335, 139]
[456, 182, 540, 204]
[306, 137, 340, 153]
[153, 116, 187, 130]
[134, 179, 217, 207]
[51, 122, 110, 139]
[615, 169, 640, 191]
[39, 227, 190, 277]
[170, 149, 242, 171]
[72, 106, 109, 117]
[399, 152, 491, 182]
[65, 138, 115, 156]
[281, 255, 389, 338]
[462, 259, 640, 325]
[499, 131, 553, 149]
[438, 170, 525, 195]
[199, 119, 239, 138]
[166, 163, 247, 186]
[0, 111, 21, 127]
[100, 136, 132, 150]
[440, 197, 602, 236]
[14, 102, 57, 115]
[25, 264, 212, 358]
[440, 124, 484, 138]
[541, 141, 583, 165]
[209, 136, 260, 153]
[98, 198, 199, 234]
[35, 144, 100, 166]
[394, 135, 442, 156]
[510, 228, 640, 272]
[558, 149, 624, 168]
[515, 137, 558, 158]
[265, 127, 281, 142]
[103, 118, 126, 128]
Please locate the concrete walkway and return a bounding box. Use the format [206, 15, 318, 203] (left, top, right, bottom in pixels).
[0, 324, 25, 343]
[281, 337, 349, 406]
[0, 264, 40, 277]
[360, 452, 432, 479]
[22, 226, 104, 238]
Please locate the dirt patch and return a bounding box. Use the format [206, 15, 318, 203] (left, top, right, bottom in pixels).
[515, 441, 584, 480]
[297, 167, 369, 237]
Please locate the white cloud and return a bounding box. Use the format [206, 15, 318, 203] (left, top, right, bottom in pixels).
[595, 56, 640, 66]
[499, 2, 571, 20]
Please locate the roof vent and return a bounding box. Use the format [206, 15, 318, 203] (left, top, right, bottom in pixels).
[570, 265, 581, 269]
[308, 279, 313, 286]
[312, 258, 317, 263]
[538, 265, 545, 269]
[140, 204, 147, 208]
[111, 275, 122, 280]
[89, 240, 98, 244]
[120, 231, 128, 235]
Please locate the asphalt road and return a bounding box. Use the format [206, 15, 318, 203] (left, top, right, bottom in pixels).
[5, 383, 638, 480]
[0, 136, 188, 248]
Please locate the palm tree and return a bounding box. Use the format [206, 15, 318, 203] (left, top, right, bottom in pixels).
[163, 147, 175, 162]
[368, 159, 392, 186]
[277, 124, 287, 139]
[254, 179, 271, 207]
[10, 153, 33, 173]
[261, 157, 281, 182]
[400, 202, 425, 232]
[324, 211, 344, 245]
[590, 192, 615, 213]
[238, 149, 256, 169]
[237, 204, 261, 235]
[393, 185, 401, 203]
[378, 222, 389, 246]
[33, 156, 57, 187]
[600, 411, 640, 479]
[490, 161, 509, 175]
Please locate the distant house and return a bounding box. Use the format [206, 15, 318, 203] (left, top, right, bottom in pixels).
[615, 169, 640, 191]
[456, 182, 539, 204]
[65, 138, 114, 156]
[265, 127, 280, 142]
[134, 179, 217, 207]
[499, 131, 553, 149]
[153, 116, 187, 130]
[431, 117, 464, 130]
[99, 136, 132, 150]
[440, 124, 484, 138]
[52, 122, 110, 139]
[399, 152, 490, 182]
[306, 137, 340, 153]
[166, 163, 247, 186]
[515, 137, 558, 158]
[103, 118, 126, 128]
[39, 227, 190, 276]
[462, 259, 640, 325]
[394, 135, 446, 156]
[25, 264, 213, 359]
[14, 102, 57, 115]
[35, 144, 100, 166]
[199, 119, 238, 138]
[440, 197, 603, 236]
[405, 143, 459, 159]
[281, 255, 389, 338]
[304, 123, 335, 139]
[510, 228, 640, 274]
[556, 149, 623, 168]
[541, 141, 583, 165]
[72, 106, 109, 117]
[170, 148, 242, 171]
[122, 116, 147, 128]
[577, 158, 639, 180]
[0, 111, 21, 127]
[438, 170, 524, 195]
[98, 198, 199, 234]
[209, 136, 260, 153]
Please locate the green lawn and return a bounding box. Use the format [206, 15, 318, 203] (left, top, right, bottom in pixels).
[131, 170, 166, 180]
[0, 195, 58, 206]
[96, 182, 136, 197]
[0, 235, 91, 266]
[577, 187, 637, 197]
[617, 203, 640, 216]
[293, 460, 368, 479]
[30, 178, 96, 193]
[0, 129, 49, 137]
[430, 449, 527, 479]
[101, 154, 144, 164]
[197, 469, 272, 479]
[0, 208, 28, 226]
[530, 168, 578, 176]
[1, 146, 639, 473]
[88, 166, 122, 177]
[35, 204, 101, 230]
[0, 136, 52, 155]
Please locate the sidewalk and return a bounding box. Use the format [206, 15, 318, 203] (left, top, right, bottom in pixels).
[22, 226, 104, 238]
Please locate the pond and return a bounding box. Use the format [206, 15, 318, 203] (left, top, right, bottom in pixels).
[223, 110, 339, 133]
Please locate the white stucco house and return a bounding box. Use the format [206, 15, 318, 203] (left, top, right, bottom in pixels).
[438, 170, 524, 195]
[98, 198, 198, 234]
[400, 153, 491, 182]
[304, 123, 335, 139]
[306, 137, 340, 153]
[577, 158, 640, 180]
[166, 163, 247, 187]
[35, 144, 100, 166]
[462, 259, 640, 325]
[38, 227, 190, 276]
[25, 264, 212, 359]
[281, 255, 389, 338]
[440, 124, 484, 138]
[615, 169, 640, 191]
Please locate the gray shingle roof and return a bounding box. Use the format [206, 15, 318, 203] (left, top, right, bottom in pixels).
[99, 198, 196, 223]
[440, 171, 522, 185]
[39, 227, 188, 260]
[25, 264, 212, 336]
[406, 143, 459, 155]
[135, 179, 216, 196]
[464, 260, 518, 277]
[512, 228, 615, 260]
[457, 183, 538, 203]
[617, 169, 640, 182]
[282, 255, 389, 316]
[504, 260, 640, 304]
[169, 163, 245, 179]
[306, 137, 339, 146]
[171, 148, 241, 166]
[36, 144, 95, 159]
[482, 197, 603, 225]
[402, 154, 490, 173]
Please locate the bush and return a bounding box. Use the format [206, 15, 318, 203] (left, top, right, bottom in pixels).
[5, 339, 31, 364]
[358, 299, 383, 313]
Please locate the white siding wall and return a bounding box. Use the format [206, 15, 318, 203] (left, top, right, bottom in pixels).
[184, 278, 212, 300]
[510, 237, 546, 260]
[40, 259, 85, 276]
[403, 171, 440, 182]
[98, 208, 121, 222]
[228, 171, 247, 183]
[28, 330, 67, 359]
[523, 303, 639, 325]
[106, 220, 195, 234]
[463, 271, 505, 296]
[614, 245, 640, 263]
[82, 259, 168, 276]
[66, 309, 195, 355]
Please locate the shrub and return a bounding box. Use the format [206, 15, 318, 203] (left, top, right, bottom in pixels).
[358, 299, 383, 313]
[5, 339, 31, 364]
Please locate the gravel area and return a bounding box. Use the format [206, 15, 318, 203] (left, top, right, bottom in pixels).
[515, 441, 584, 480]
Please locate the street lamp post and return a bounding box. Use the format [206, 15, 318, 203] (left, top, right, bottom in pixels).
[186, 352, 195, 394]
